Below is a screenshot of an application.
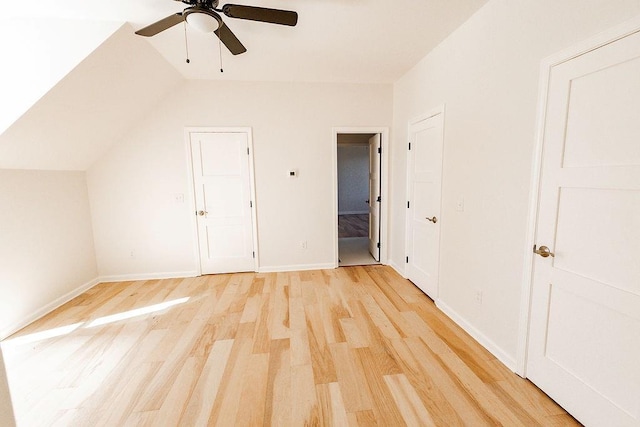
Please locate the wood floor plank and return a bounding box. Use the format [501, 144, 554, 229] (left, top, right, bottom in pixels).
[133, 316, 210, 412]
[316, 382, 350, 426]
[329, 342, 373, 412]
[291, 363, 320, 425]
[155, 356, 203, 426]
[207, 338, 253, 426]
[354, 409, 378, 426]
[314, 283, 347, 345]
[404, 335, 499, 426]
[356, 346, 407, 426]
[178, 338, 234, 425]
[384, 373, 437, 426]
[251, 293, 272, 354]
[234, 352, 269, 426]
[239, 293, 262, 324]
[2, 266, 580, 426]
[264, 338, 291, 426]
[339, 317, 369, 349]
[61, 322, 149, 410]
[95, 361, 162, 426]
[364, 266, 413, 312]
[355, 301, 403, 376]
[268, 273, 290, 340]
[409, 301, 506, 382]
[289, 295, 312, 367]
[426, 347, 525, 426]
[487, 359, 569, 421]
[76, 328, 167, 423]
[359, 293, 403, 340]
[544, 413, 584, 426]
[305, 303, 338, 385]
[389, 337, 465, 426]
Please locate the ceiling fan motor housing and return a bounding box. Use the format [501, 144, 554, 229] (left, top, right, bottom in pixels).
[180, 0, 219, 7]
[184, 8, 223, 32]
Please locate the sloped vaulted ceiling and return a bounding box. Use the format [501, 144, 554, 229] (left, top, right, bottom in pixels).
[0, 22, 183, 171]
[0, 1, 490, 171]
[0, 17, 122, 135]
[0, 0, 489, 83]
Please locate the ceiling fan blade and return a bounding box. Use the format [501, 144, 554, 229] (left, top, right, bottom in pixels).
[135, 13, 184, 37]
[215, 22, 247, 55]
[221, 4, 298, 26]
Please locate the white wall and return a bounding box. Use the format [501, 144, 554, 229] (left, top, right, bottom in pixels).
[0, 349, 15, 427]
[338, 145, 369, 214]
[88, 80, 392, 276]
[0, 170, 98, 338]
[390, 0, 640, 367]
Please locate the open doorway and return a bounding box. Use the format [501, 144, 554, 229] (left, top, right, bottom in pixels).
[336, 132, 381, 266]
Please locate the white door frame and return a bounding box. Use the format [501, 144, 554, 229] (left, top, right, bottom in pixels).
[404, 105, 445, 297]
[184, 126, 260, 275]
[516, 16, 640, 377]
[332, 127, 389, 267]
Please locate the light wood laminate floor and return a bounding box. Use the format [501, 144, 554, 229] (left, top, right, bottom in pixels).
[2, 266, 579, 426]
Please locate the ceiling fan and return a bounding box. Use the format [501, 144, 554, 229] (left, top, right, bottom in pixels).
[135, 0, 298, 55]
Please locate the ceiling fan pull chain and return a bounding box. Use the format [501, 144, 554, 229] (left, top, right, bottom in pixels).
[218, 32, 224, 73]
[184, 21, 191, 64]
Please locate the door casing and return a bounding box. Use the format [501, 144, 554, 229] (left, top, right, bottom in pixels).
[332, 127, 389, 267]
[185, 127, 259, 275]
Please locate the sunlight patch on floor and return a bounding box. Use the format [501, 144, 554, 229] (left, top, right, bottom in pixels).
[3, 297, 190, 347]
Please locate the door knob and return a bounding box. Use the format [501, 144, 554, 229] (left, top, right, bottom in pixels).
[533, 245, 555, 258]
[426, 216, 438, 223]
[197, 210, 207, 216]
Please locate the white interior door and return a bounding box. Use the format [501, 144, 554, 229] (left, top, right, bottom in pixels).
[405, 112, 443, 299]
[368, 134, 381, 261]
[527, 30, 640, 427]
[190, 131, 256, 274]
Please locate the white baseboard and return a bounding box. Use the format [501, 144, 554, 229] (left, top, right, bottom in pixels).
[388, 260, 406, 278]
[258, 263, 336, 273]
[98, 270, 199, 283]
[338, 211, 369, 215]
[436, 299, 517, 372]
[0, 277, 100, 340]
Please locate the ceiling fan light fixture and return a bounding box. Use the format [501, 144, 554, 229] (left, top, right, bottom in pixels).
[186, 12, 221, 32]
[135, 1, 297, 56]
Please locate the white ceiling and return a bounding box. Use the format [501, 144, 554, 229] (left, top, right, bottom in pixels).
[3, 0, 488, 83]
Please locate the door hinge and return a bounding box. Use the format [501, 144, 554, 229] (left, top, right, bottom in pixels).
[408, 142, 411, 150]
[377, 242, 380, 249]
[247, 147, 250, 155]
[252, 251, 255, 258]
[407, 201, 410, 208]
[376, 196, 381, 203]
[406, 256, 409, 263]
[377, 147, 381, 154]
[250, 201, 253, 208]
